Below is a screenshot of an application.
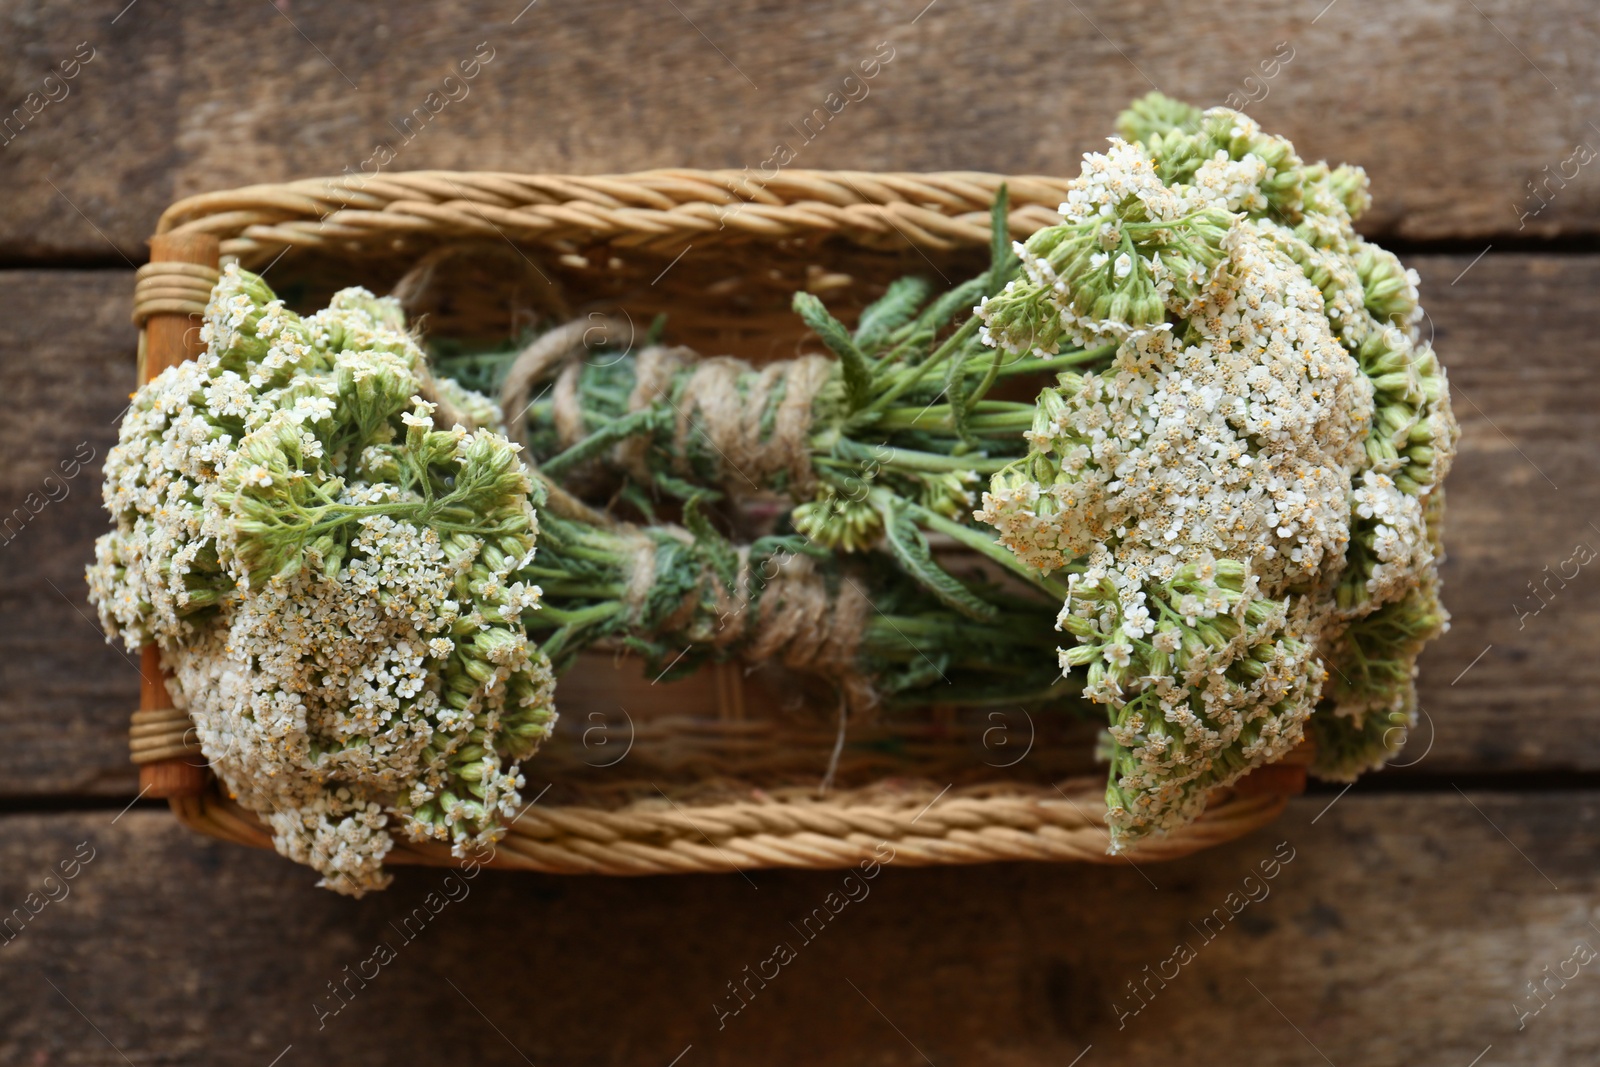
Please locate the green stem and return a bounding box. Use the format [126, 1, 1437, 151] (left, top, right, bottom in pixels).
[964, 338, 1008, 410]
[527, 602, 621, 628]
[273, 496, 449, 544]
[534, 582, 627, 599]
[861, 317, 981, 418]
[541, 408, 661, 478]
[548, 541, 628, 565]
[815, 444, 1011, 476]
[991, 344, 1117, 378]
[875, 405, 1036, 434]
[866, 615, 1052, 646]
[906, 500, 1074, 600]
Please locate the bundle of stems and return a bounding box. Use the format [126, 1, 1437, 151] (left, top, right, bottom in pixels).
[524, 482, 1073, 711]
[438, 192, 1116, 622]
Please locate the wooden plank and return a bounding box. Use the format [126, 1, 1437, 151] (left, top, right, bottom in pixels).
[3, 0, 1599, 260]
[1409, 253, 1600, 775]
[0, 270, 143, 796]
[0, 792, 1593, 1064]
[3, 251, 1597, 796]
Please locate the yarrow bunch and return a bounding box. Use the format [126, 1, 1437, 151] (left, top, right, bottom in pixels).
[89, 267, 555, 895]
[90, 268, 1078, 893]
[975, 94, 1458, 845]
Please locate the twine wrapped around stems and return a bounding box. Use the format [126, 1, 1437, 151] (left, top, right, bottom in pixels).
[491, 317, 835, 501]
[617, 528, 875, 711]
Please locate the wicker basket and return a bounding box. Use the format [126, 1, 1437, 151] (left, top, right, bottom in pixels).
[126, 169, 1307, 877]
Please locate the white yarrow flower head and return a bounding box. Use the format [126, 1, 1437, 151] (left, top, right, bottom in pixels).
[974, 94, 1458, 849]
[88, 266, 552, 895]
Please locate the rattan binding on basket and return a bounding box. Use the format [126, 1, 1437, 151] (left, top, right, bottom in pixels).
[132, 168, 1307, 877]
[171, 778, 1295, 876]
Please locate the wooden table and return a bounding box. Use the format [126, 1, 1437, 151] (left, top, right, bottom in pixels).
[2, 2, 1598, 1063]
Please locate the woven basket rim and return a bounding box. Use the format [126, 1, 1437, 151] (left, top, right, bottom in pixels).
[170, 777, 1295, 877]
[150, 167, 1081, 264]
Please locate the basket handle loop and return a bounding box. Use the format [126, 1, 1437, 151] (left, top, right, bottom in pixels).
[130, 232, 220, 799]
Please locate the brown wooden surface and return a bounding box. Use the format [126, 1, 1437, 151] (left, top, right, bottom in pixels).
[2, 1, 1597, 1063]
[2, 0, 1600, 261]
[1, 794, 1595, 1066]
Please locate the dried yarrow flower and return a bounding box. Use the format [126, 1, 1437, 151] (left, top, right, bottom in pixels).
[975, 95, 1458, 848]
[88, 266, 555, 895]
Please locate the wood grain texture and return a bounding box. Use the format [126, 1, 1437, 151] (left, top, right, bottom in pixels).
[0, 269, 142, 796]
[2, 0, 1598, 261]
[0, 793, 1594, 1065]
[1, 5, 1593, 1059]
[1410, 252, 1600, 775]
[3, 251, 1600, 795]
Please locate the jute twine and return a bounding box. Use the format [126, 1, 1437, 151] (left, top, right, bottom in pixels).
[473, 331, 876, 714]
[497, 317, 834, 499]
[744, 554, 872, 711]
[648, 348, 832, 499]
[389, 240, 571, 327]
[615, 527, 874, 712]
[498, 316, 632, 451]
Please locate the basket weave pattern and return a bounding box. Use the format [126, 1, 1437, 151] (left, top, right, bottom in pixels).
[128, 169, 1305, 876]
